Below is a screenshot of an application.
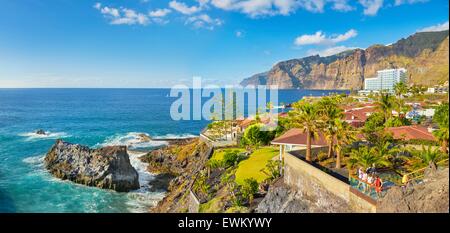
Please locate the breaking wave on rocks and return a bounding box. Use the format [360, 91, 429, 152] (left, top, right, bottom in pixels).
[21, 148, 165, 213]
[22, 155, 45, 167]
[126, 151, 165, 213]
[97, 132, 168, 150]
[19, 131, 69, 141]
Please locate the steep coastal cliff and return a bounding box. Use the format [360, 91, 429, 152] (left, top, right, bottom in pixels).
[45, 140, 139, 192]
[241, 30, 449, 89]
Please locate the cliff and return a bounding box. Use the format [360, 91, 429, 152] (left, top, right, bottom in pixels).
[140, 138, 213, 212]
[44, 140, 139, 192]
[241, 30, 449, 89]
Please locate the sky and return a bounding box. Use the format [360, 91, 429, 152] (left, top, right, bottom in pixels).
[0, 0, 448, 88]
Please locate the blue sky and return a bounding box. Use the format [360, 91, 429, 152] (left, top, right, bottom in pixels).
[0, 0, 448, 88]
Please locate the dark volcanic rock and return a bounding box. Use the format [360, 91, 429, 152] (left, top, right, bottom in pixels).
[36, 129, 46, 135]
[45, 139, 139, 192]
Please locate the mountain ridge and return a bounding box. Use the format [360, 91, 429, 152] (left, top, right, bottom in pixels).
[240, 30, 449, 89]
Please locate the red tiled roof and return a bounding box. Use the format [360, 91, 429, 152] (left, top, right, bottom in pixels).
[386, 125, 436, 141]
[271, 128, 328, 146]
[238, 112, 288, 128]
[345, 107, 376, 122]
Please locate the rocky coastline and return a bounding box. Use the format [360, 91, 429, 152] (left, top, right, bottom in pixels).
[139, 138, 212, 212]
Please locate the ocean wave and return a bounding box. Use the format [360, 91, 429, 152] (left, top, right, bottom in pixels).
[97, 132, 168, 150]
[127, 151, 165, 212]
[19, 131, 69, 141]
[22, 155, 45, 166]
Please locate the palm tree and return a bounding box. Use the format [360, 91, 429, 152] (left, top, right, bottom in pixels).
[433, 103, 449, 153]
[376, 93, 395, 122]
[333, 119, 356, 169]
[348, 146, 391, 171]
[288, 100, 321, 162]
[394, 81, 408, 98]
[317, 97, 344, 158]
[433, 128, 449, 154]
[413, 145, 446, 167]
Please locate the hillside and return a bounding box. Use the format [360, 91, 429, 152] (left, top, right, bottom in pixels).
[240, 30, 449, 89]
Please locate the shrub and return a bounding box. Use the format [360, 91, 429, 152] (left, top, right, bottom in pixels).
[193, 170, 210, 196]
[260, 160, 282, 181]
[240, 178, 259, 204]
[385, 117, 411, 127]
[240, 124, 276, 148]
[222, 150, 241, 167]
[316, 151, 328, 161]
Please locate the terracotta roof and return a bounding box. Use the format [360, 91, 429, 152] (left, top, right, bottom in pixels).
[386, 125, 436, 141]
[271, 128, 328, 146]
[238, 112, 288, 128]
[345, 107, 376, 122]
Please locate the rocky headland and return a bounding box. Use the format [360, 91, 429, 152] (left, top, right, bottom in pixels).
[241, 30, 449, 89]
[45, 139, 140, 192]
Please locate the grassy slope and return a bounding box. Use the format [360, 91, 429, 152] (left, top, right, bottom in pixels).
[235, 147, 278, 185]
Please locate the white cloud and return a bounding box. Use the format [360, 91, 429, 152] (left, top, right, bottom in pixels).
[94, 3, 175, 26]
[294, 29, 357, 46]
[94, 3, 149, 25]
[330, 0, 354, 12]
[169, 0, 202, 15]
[94, 2, 102, 10]
[308, 45, 357, 56]
[149, 8, 172, 17]
[186, 14, 224, 30]
[210, 0, 303, 17]
[358, 0, 383, 16]
[394, 0, 428, 6]
[208, 0, 358, 17]
[417, 21, 449, 32]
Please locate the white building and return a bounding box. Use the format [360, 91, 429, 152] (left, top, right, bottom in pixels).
[363, 68, 407, 93]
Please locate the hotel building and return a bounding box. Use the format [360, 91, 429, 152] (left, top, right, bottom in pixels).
[362, 68, 407, 94]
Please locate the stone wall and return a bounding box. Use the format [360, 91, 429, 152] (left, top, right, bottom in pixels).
[284, 152, 376, 213]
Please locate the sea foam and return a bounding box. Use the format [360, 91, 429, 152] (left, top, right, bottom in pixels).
[22, 155, 45, 165]
[19, 131, 69, 141]
[126, 150, 165, 212]
[97, 132, 168, 150]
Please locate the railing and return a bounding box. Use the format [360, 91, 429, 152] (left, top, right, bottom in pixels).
[400, 158, 449, 184]
[348, 174, 392, 200]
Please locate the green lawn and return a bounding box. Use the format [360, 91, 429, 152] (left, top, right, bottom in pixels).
[235, 147, 279, 185]
[210, 148, 246, 161]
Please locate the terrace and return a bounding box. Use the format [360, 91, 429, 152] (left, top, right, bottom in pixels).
[271, 125, 446, 204]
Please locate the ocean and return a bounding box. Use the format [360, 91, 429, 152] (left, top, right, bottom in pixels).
[0, 88, 348, 213]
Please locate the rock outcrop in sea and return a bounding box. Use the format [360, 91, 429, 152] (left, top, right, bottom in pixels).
[36, 129, 46, 135]
[45, 139, 139, 192]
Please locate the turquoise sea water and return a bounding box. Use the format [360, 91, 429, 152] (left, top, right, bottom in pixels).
[0, 88, 347, 213]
